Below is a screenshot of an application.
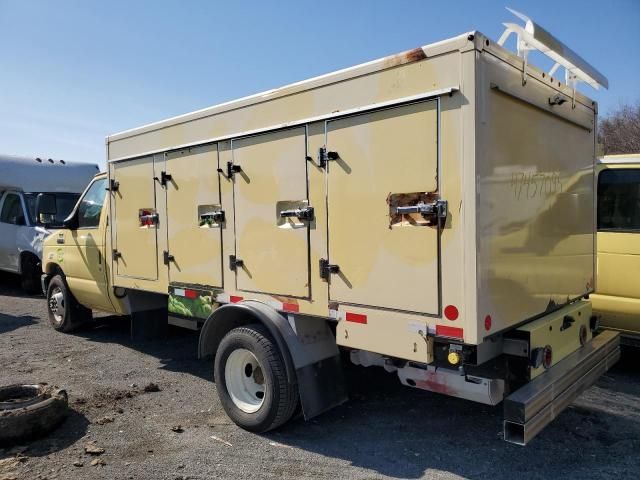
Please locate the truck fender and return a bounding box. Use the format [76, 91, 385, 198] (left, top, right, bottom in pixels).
[198, 300, 347, 420]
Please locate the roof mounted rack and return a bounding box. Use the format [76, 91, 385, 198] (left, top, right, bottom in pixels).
[497, 8, 608, 91]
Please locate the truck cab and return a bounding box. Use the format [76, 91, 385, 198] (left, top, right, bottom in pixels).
[0, 155, 99, 292]
[41, 173, 126, 330]
[592, 154, 640, 345]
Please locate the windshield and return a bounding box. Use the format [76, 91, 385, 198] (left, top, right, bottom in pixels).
[24, 192, 80, 227]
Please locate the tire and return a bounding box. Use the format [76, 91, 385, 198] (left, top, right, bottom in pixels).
[0, 384, 68, 446]
[20, 254, 42, 294]
[214, 324, 298, 433]
[46, 274, 92, 333]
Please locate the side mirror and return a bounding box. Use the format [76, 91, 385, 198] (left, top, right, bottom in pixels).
[36, 193, 57, 225]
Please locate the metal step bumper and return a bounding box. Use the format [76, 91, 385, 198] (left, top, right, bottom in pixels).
[503, 329, 620, 445]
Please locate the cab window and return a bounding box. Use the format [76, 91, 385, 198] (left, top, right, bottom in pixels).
[0, 194, 26, 225]
[598, 169, 640, 231]
[77, 178, 107, 228]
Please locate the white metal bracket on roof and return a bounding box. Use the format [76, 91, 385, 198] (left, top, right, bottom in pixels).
[497, 8, 608, 97]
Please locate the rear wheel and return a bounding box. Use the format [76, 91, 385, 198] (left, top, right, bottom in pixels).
[20, 254, 42, 294]
[214, 324, 298, 432]
[46, 275, 92, 332]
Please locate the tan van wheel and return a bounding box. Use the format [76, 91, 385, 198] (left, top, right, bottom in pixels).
[46, 275, 92, 333]
[214, 324, 298, 432]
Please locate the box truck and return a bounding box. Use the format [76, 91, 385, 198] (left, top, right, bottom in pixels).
[0, 154, 99, 292]
[42, 10, 620, 444]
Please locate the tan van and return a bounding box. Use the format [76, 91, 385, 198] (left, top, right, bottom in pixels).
[42, 10, 619, 445]
[592, 154, 640, 345]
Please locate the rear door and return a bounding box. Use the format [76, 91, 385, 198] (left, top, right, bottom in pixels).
[231, 127, 310, 297]
[326, 101, 441, 314]
[165, 144, 223, 288]
[112, 156, 159, 280]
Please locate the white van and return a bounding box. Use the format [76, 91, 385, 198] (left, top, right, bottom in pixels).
[0, 154, 99, 292]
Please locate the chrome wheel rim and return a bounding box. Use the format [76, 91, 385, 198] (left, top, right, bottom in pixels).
[48, 287, 65, 323]
[225, 348, 266, 413]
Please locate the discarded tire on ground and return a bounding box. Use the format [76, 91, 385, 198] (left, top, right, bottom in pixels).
[0, 384, 68, 445]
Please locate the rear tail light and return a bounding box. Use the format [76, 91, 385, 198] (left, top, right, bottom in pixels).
[531, 345, 553, 369]
[542, 345, 553, 369]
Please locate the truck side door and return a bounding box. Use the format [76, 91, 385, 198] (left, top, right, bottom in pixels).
[59, 177, 115, 312]
[0, 192, 28, 272]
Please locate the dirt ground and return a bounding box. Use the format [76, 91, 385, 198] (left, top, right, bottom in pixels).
[0, 272, 639, 480]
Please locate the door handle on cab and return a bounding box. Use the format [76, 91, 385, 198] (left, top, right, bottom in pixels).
[56, 233, 64, 244]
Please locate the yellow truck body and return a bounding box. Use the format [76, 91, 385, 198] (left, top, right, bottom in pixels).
[42, 12, 619, 445]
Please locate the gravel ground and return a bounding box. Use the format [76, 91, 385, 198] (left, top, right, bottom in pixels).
[0, 271, 639, 480]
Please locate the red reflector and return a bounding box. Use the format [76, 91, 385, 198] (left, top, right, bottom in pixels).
[184, 289, 198, 299]
[230, 295, 243, 303]
[282, 303, 299, 313]
[444, 305, 459, 321]
[345, 312, 367, 324]
[484, 315, 492, 331]
[436, 325, 464, 339]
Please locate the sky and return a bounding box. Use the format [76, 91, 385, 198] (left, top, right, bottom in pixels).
[1, 0, 639, 169]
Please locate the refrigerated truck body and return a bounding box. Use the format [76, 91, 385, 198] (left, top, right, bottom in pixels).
[42, 11, 619, 444]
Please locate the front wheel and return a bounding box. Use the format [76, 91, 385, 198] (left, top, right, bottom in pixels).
[46, 275, 92, 333]
[214, 324, 298, 432]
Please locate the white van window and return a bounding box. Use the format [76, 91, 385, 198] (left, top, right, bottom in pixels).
[78, 178, 107, 228]
[598, 169, 640, 231]
[0, 194, 26, 225]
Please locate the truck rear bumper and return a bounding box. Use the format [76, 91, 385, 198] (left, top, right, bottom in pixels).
[503, 329, 620, 445]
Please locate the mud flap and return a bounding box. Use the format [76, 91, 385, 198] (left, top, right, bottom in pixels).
[126, 290, 168, 341]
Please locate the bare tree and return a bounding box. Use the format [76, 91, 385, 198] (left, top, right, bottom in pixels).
[599, 102, 640, 155]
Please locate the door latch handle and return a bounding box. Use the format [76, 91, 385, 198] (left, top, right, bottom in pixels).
[279, 206, 315, 221]
[392, 199, 448, 220]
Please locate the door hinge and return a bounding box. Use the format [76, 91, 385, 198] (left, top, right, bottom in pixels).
[112, 249, 122, 260]
[392, 199, 448, 223]
[229, 255, 244, 271]
[160, 171, 172, 187]
[279, 206, 315, 221]
[163, 250, 175, 265]
[226, 161, 242, 178]
[317, 147, 338, 168]
[107, 179, 119, 192]
[319, 258, 340, 281]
